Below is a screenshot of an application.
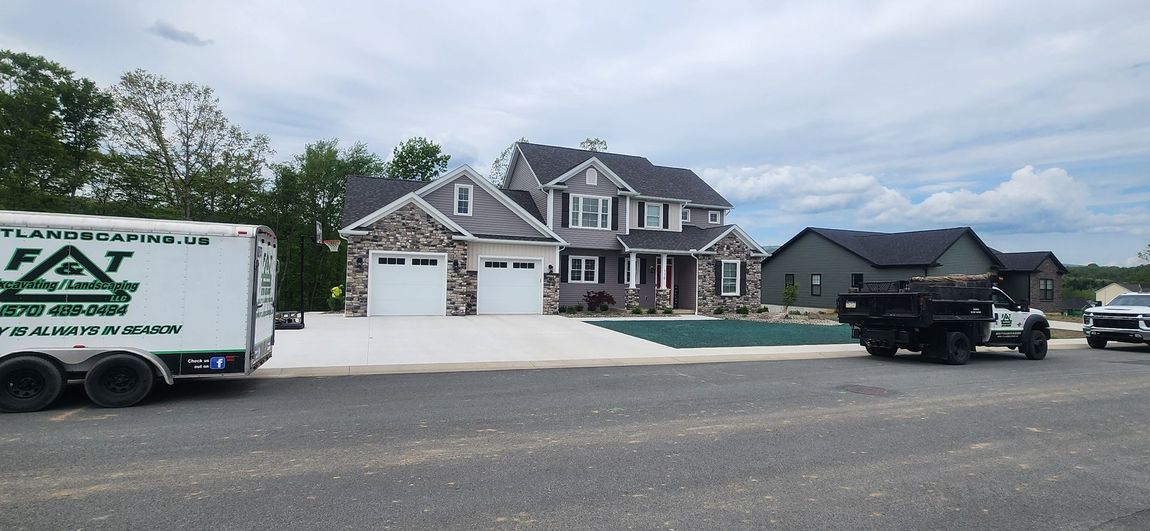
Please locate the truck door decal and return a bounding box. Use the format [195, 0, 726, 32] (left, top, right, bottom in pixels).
[0, 245, 135, 303]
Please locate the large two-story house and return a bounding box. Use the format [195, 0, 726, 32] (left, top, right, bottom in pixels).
[338, 142, 767, 316]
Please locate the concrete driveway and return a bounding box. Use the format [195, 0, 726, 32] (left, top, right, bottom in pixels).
[265, 313, 678, 369]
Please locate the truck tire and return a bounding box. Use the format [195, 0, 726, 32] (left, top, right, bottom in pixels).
[1022, 330, 1048, 360]
[866, 345, 898, 357]
[84, 354, 155, 408]
[1086, 337, 1107, 349]
[0, 356, 65, 413]
[943, 332, 971, 365]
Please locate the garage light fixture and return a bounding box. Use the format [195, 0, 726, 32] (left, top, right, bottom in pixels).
[453, 259, 461, 271]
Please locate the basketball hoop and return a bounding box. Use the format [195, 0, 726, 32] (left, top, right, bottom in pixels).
[321, 239, 341, 252]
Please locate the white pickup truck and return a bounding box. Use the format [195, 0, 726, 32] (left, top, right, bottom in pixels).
[1083, 292, 1150, 349]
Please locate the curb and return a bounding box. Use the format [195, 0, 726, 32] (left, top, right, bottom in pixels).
[253, 339, 1088, 379]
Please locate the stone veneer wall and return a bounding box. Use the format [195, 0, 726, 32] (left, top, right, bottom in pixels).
[344, 203, 474, 317]
[543, 273, 560, 314]
[696, 233, 763, 313]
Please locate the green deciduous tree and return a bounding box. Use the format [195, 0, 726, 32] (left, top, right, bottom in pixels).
[782, 284, 798, 317]
[107, 69, 271, 220]
[0, 50, 114, 211]
[267, 139, 386, 311]
[1139, 244, 1150, 263]
[579, 137, 607, 152]
[385, 136, 450, 181]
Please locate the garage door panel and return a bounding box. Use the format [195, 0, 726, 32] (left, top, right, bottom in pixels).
[478, 259, 542, 314]
[369, 253, 446, 316]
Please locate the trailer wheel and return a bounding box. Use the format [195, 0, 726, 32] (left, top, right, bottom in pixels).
[1023, 330, 1048, 360]
[84, 354, 155, 408]
[1086, 337, 1107, 349]
[943, 332, 971, 365]
[0, 356, 65, 413]
[866, 345, 898, 357]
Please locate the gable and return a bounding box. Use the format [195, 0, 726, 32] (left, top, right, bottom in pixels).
[422, 173, 548, 240]
[342, 194, 471, 237]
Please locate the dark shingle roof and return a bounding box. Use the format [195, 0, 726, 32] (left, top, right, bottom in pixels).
[772, 227, 1003, 268]
[991, 250, 1068, 273]
[472, 233, 555, 242]
[516, 143, 732, 208]
[341, 176, 424, 228]
[502, 189, 544, 222]
[618, 225, 734, 252]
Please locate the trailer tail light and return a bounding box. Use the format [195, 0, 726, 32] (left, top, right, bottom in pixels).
[73, 344, 85, 348]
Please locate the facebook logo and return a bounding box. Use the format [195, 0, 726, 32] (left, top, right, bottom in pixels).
[209, 356, 227, 370]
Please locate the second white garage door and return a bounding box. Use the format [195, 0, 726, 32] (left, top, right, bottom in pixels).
[477, 257, 542, 314]
[368, 252, 447, 316]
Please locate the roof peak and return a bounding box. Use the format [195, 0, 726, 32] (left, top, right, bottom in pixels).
[517, 141, 651, 162]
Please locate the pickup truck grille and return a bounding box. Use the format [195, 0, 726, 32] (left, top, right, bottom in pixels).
[1093, 318, 1138, 329]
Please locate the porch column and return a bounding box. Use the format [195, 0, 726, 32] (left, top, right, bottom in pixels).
[628, 252, 638, 289]
[659, 253, 668, 288]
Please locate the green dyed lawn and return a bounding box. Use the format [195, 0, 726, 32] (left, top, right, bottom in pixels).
[588, 319, 855, 348]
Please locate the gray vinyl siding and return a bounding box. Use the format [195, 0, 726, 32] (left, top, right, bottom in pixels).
[558, 251, 689, 309]
[682, 207, 725, 228]
[506, 155, 547, 218]
[929, 234, 997, 275]
[423, 174, 543, 239]
[760, 233, 926, 308]
[553, 176, 625, 250]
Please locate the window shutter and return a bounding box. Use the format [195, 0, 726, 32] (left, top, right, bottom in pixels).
[714, 260, 723, 295]
[561, 193, 570, 228]
[637, 201, 646, 228]
[617, 257, 625, 284]
[740, 261, 748, 296]
[611, 198, 619, 231]
[560, 255, 568, 283]
[639, 258, 647, 285]
[662, 206, 669, 229]
[598, 257, 606, 284]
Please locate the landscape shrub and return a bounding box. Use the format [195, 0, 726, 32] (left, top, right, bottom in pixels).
[327, 285, 345, 311]
[558, 306, 567, 313]
[630, 307, 643, 314]
[600, 304, 609, 312]
[662, 308, 673, 314]
[736, 306, 749, 315]
[582, 290, 617, 310]
[646, 308, 657, 314]
[756, 306, 769, 313]
[713, 307, 725, 314]
[574, 304, 584, 312]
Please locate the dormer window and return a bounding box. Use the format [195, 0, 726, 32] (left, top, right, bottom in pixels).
[455, 184, 472, 216]
[586, 168, 598, 185]
[708, 211, 720, 224]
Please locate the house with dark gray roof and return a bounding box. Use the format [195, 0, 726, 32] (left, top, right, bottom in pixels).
[762, 226, 1066, 310]
[337, 142, 765, 316]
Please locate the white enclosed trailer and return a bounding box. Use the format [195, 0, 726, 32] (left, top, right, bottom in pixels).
[0, 211, 277, 412]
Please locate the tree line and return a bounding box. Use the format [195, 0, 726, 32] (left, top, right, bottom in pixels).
[1, 50, 452, 311]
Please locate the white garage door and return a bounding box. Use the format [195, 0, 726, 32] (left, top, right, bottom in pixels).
[368, 252, 447, 316]
[478, 258, 542, 314]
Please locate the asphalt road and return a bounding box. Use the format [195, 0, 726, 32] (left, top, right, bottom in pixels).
[3, 345, 1150, 530]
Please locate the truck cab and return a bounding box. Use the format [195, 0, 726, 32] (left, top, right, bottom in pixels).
[987, 288, 1046, 345]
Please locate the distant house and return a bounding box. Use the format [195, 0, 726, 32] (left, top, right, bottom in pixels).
[760, 227, 1003, 309]
[991, 250, 1068, 312]
[1095, 282, 1145, 305]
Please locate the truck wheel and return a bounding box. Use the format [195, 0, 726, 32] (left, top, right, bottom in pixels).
[1086, 337, 1107, 349]
[866, 345, 898, 357]
[943, 332, 971, 365]
[84, 354, 155, 408]
[1023, 330, 1048, 360]
[0, 356, 65, 413]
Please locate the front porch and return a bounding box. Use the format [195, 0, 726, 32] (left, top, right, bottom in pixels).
[559, 250, 698, 311]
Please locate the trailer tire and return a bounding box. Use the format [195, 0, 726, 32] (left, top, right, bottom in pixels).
[84, 354, 155, 408]
[0, 356, 66, 413]
[943, 332, 971, 365]
[866, 345, 898, 357]
[1086, 337, 1107, 349]
[1023, 330, 1048, 360]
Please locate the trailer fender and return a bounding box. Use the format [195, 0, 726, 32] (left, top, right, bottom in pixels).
[1, 348, 174, 386]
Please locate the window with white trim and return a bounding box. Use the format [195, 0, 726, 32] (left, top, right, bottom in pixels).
[811, 273, 822, 296]
[708, 211, 720, 224]
[586, 168, 598, 185]
[721, 260, 740, 296]
[570, 195, 610, 229]
[569, 256, 598, 283]
[645, 203, 662, 228]
[681, 208, 691, 222]
[455, 184, 472, 216]
[624, 257, 633, 284]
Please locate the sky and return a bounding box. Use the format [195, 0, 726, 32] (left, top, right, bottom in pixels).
[3, 0, 1149, 265]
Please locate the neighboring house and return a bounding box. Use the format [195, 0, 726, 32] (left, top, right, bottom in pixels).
[760, 227, 1005, 309]
[338, 142, 767, 316]
[991, 250, 1068, 312]
[1095, 282, 1145, 305]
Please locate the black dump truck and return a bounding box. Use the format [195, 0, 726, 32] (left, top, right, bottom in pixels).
[836, 274, 1051, 365]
